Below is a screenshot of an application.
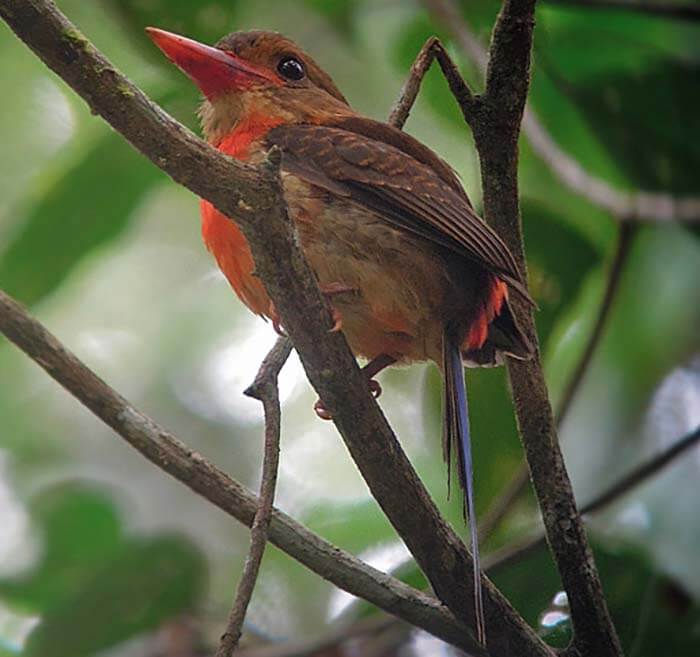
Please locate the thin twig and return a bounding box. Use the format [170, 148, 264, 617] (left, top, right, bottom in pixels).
[479, 222, 637, 542]
[583, 424, 700, 514]
[544, 0, 700, 22]
[521, 111, 700, 222]
[0, 4, 548, 655]
[388, 37, 478, 130]
[554, 223, 636, 425]
[484, 424, 700, 574]
[215, 338, 291, 656]
[0, 290, 476, 652]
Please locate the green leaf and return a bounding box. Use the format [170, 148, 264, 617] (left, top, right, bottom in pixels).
[0, 486, 124, 612]
[490, 540, 700, 654]
[304, 499, 396, 554]
[0, 133, 162, 305]
[532, 6, 700, 194]
[23, 536, 205, 657]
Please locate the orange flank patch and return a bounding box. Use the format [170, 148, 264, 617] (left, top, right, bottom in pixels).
[463, 277, 508, 352]
[200, 114, 285, 316]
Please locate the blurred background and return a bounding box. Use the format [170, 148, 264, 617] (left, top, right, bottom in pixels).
[1, 1, 699, 655]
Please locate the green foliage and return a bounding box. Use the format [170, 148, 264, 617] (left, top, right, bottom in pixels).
[533, 6, 700, 195]
[301, 0, 357, 37]
[0, 135, 161, 305]
[0, 486, 205, 657]
[493, 541, 700, 653]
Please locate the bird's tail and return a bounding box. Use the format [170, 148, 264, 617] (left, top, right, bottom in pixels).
[442, 331, 486, 645]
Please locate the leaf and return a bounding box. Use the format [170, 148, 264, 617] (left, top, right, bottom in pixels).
[0, 486, 124, 613]
[0, 133, 162, 305]
[304, 499, 396, 554]
[532, 6, 700, 194]
[23, 536, 205, 657]
[0, 484, 205, 657]
[490, 540, 700, 655]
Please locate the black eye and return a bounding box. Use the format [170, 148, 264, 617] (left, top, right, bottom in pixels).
[277, 56, 305, 81]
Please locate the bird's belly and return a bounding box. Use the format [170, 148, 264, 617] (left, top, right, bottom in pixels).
[284, 179, 457, 363]
[201, 174, 486, 366]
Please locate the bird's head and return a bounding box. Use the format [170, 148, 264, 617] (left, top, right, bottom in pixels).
[146, 28, 351, 143]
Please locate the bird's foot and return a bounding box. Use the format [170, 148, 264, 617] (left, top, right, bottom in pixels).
[319, 282, 358, 334]
[268, 302, 286, 337]
[328, 306, 343, 333]
[313, 353, 396, 421]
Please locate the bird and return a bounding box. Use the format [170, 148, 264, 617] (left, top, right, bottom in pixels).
[146, 27, 534, 644]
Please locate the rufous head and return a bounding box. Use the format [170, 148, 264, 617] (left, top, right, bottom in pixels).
[146, 28, 351, 141]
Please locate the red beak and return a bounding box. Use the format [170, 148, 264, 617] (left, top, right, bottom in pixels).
[145, 27, 278, 99]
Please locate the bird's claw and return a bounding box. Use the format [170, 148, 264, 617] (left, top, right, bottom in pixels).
[328, 306, 343, 333]
[313, 377, 382, 421]
[269, 303, 287, 337]
[314, 398, 333, 421]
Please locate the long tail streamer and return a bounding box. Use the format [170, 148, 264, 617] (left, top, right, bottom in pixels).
[444, 334, 485, 645]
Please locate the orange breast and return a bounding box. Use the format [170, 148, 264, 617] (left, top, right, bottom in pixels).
[200, 115, 284, 316]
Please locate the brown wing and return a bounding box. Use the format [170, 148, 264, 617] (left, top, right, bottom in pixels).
[266, 122, 531, 301]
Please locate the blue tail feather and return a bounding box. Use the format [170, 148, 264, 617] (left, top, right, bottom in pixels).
[445, 336, 486, 645]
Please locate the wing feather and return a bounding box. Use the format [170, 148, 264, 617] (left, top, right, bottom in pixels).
[267, 123, 532, 302]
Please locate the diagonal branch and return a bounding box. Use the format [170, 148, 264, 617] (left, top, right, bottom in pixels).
[423, 1, 622, 655]
[484, 423, 700, 574]
[214, 338, 291, 656]
[0, 289, 474, 652]
[0, 2, 550, 655]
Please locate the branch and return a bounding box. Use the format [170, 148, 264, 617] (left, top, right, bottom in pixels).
[423, 1, 623, 655]
[544, 0, 700, 22]
[388, 37, 478, 130]
[484, 424, 700, 574]
[479, 222, 637, 542]
[286, 422, 700, 657]
[215, 338, 291, 656]
[0, 290, 473, 652]
[0, 3, 550, 655]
